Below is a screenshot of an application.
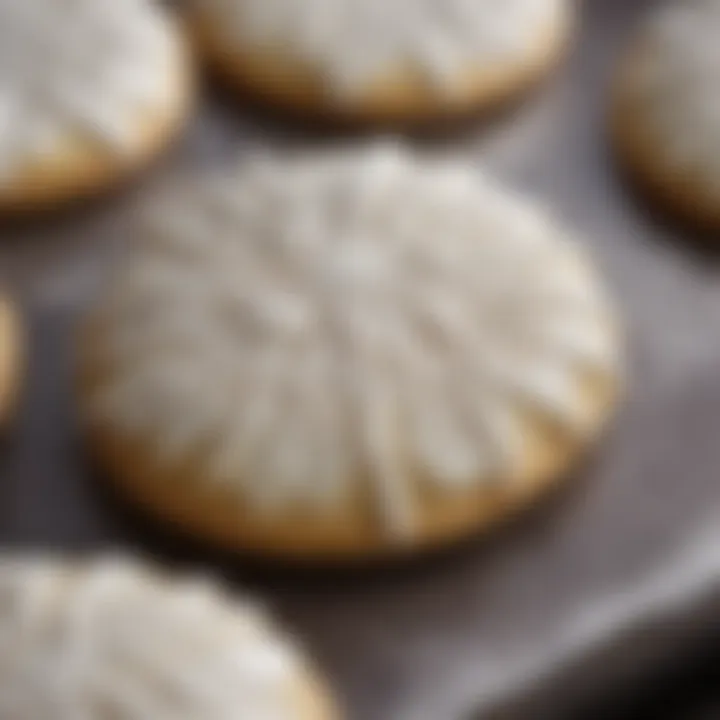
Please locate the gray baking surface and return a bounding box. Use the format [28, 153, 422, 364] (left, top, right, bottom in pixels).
[2, 1, 720, 718]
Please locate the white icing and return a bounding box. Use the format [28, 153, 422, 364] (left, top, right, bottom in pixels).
[192, 0, 566, 100]
[86, 146, 617, 537]
[0, 0, 179, 178]
[621, 0, 720, 193]
[0, 556, 305, 719]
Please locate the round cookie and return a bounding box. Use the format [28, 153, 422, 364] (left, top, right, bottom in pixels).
[188, 0, 572, 126]
[78, 146, 621, 560]
[0, 555, 336, 719]
[612, 0, 720, 230]
[0, 0, 194, 212]
[0, 296, 22, 425]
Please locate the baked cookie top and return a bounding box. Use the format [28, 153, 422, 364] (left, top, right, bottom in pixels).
[617, 0, 720, 193]
[191, 0, 566, 100]
[0, 556, 311, 718]
[0, 0, 180, 177]
[85, 146, 618, 538]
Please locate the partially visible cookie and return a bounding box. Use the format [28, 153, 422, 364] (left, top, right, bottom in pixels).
[612, 0, 720, 230]
[0, 296, 22, 425]
[188, 0, 572, 126]
[0, 0, 194, 212]
[79, 145, 621, 560]
[0, 555, 337, 719]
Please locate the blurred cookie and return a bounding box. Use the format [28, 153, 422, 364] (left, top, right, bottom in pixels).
[0, 555, 336, 719]
[188, 0, 572, 126]
[79, 146, 621, 560]
[0, 0, 194, 212]
[612, 0, 720, 229]
[0, 296, 22, 425]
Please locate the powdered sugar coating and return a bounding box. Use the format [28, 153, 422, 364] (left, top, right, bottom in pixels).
[0, 556, 306, 719]
[192, 0, 566, 101]
[85, 146, 617, 537]
[0, 0, 180, 178]
[619, 0, 720, 196]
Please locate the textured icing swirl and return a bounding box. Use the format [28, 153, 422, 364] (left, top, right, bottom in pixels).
[0, 556, 304, 719]
[0, 0, 179, 178]
[86, 146, 617, 536]
[193, 0, 566, 100]
[620, 0, 720, 193]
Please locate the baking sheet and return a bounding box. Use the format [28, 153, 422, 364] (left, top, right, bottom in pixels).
[3, 1, 720, 718]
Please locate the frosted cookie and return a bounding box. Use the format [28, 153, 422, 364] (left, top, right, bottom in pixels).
[0, 555, 336, 719]
[0, 296, 22, 425]
[612, 0, 720, 229]
[79, 146, 621, 560]
[188, 0, 572, 125]
[0, 0, 193, 212]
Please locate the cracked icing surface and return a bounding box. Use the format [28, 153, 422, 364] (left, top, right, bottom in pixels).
[619, 0, 720, 195]
[192, 0, 566, 100]
[0, 0, 179, 178]
[0, 556, 307, 719]
[85, 146, 617, 537]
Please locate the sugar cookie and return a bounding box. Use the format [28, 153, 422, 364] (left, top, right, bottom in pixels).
[79, 146, 621, 560]
[0, 0, 193, 212]
[0, 555, 336, 719]
[0, 296, 22, 425]
[612, 0, 720, 229]
[188, 0, 572, 126]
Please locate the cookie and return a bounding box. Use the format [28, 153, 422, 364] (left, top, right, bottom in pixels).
[612, 0, 720, 230]
[188, 0, 572, 126]
[79, 146, 621, 560]
[0, 296, 22, 425]
[0, 0, 194, 212]
[0, 555, 336, 719]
